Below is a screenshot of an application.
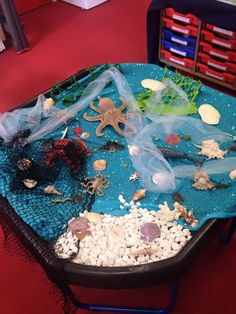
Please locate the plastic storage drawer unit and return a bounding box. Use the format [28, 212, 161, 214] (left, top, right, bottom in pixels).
[198, 52, 236, 74]
[162, 28, 197, 47]
[205, 23, 236, 38]
[162, 39, 195, 58]
[201, 30, 236, 50]
[161, 49, 194, 68]
[164, 8, 200, 26]
[200, 42, 236, 62]
[197, 63, 236, 83]
[162, 17, 198, 37]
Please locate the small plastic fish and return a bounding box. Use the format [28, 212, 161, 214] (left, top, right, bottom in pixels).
[157, 147, 205, 167]
[99, 141, 125, 153]
[172, 192, 185, 204]
[227, 144, 236, 152]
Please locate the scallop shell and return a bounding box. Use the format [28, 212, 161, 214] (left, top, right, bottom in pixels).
[93, 159, 107, 171]
[131, 189, 146, 201]
[229, 169, 236, 180]
[17, 158, 32, 171]
[43, 98, 55, 111]
[44, 185, 63, 195]
[23, 179, 38, 189]
[198, 104, 220, 125]
[141, 79, 166, 92]
[128, 145, 140, 156]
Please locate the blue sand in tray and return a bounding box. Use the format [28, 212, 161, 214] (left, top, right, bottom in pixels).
[0, 63, 236, 242]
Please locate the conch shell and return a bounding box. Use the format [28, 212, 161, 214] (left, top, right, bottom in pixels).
[132, 189, 146, 201]
[44, 185, 63, 195]
[93, 159, 107, 171]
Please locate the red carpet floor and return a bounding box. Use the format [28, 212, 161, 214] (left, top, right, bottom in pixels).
[1, 1, 236, 313]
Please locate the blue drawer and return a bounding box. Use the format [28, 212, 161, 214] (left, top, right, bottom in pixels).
[162, 28, 197, 47]
[162, 39, 196, 59]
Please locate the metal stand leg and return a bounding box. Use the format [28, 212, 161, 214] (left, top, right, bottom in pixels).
[53, 277, 180, 314]
[220, 218, 236, 245]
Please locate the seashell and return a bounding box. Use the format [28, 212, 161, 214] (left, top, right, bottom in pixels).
[93, 159, 107, 171]
[17, 158, 32, 171]
[80, 132, 90, 139]
[23, 178, 38, 189]
[128, 145, 140, 156]
[198, 104, 220, 125]
[85, 212, 102, 223]
[141, 79, 166, 92]
[229, 169, 236, 180]
[195, 139, 227, 159]
[132, 189, 146, 201]
[192, 171, 215, 190]
[43, 98, 55, 111]
[140, 222, 161, 242]
[44, 185, 63, 196]
[129, 171, 141, 182]
[108, 226, 124, 242]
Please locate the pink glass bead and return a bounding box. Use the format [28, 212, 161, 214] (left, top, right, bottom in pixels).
[140, 222, 161, 242]
[68, 217, 89, 233]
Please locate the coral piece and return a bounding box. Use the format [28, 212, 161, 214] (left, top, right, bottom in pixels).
[174, 202, 198, 227]
[83, 96, 137, 137]
[140, 222, 161, 242]
[195, 140, 227, 159]
[132, 189, 146, 201]
[192, 171, 215, 190]
[165, 134, 180, 146]
[158, 202, 181, 221]
[81, 174, 110, 196]
[93, 159, 107, 171]
[43, 98, 55, 111]
[198, 104, 220, 125]
[73, 127, 83, 136]
[43, 138, 89, 173]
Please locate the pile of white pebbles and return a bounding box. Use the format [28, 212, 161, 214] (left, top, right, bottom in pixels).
[54, 195, 192, 267]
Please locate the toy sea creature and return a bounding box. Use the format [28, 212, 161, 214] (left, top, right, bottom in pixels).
[99, 141, 124, 153]
[181, 134, 191, 142]
[132, 189, 146, 201]
[195, 140, 227, 159]
[157, 147, 205, 167]
[141, 79, 166, 92]
[140, 222, 161, 242]
[83, 96, 137, 137]
[198, 104, 220, 125]
[172, 192, 185, 204]
[93, 159, 107, 171]
[23, 178, 38, 189]
[227, 143, 236, 152]
[229, 169, 236, 180]
[129, 171, 141, 182]
[192, 171, 215, 190]
[81, 174, 110, 196]
[44, 185, 63, 196]
[165, 134, 180, 146]
[174, 202, 198, 227]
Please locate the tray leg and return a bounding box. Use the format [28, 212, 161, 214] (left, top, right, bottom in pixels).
[220, 218, 236, 245]
[51, 276, 180, 314]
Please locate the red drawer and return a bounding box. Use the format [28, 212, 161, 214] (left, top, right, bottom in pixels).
[201, 30, 236, 50]
[200, 42, 236, 62]
[162, 17, 198, 37]
[164, 8, 200, 26]
[198, 52, 236, 74]
[197, 63, 236, 83]
[161, 49, 194, 68]
[205, 23, 236, 38]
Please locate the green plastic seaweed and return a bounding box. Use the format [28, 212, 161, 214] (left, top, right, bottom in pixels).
[136, 68, 202, 115]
